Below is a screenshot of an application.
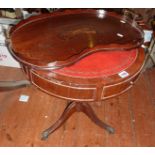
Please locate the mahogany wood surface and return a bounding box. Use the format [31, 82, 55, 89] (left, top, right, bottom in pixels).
[7, 9, 145, 102]
[6, 9, 146, 102]
[21, 47, 145, 101]
[41, 101, 114, 140]
[9, 9, 144, 70]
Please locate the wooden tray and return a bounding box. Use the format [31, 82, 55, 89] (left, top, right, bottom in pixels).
[9, 9, 144, 70]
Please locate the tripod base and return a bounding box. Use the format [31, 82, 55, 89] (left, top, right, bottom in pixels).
[41, 101, 115, 140]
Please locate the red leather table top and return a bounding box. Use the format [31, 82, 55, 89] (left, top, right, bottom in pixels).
[54, 49, 137, 78]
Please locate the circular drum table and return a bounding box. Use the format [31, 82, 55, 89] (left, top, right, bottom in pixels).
[6, 9, 145, 140]
[23, 48, 145, 139]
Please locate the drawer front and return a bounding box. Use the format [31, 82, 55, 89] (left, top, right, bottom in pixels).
[102, 74, 140, 99]
[30, 71, 96, 101]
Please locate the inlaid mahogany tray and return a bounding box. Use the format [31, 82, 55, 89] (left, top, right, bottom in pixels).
[9, 9, 144, 70]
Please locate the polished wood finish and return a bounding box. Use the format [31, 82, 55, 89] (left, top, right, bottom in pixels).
[0, 66, 155, 146]
[7, 9, 145, 102]
[41, 101, 114, 140]
[22, 48, 145, 101]
[9, 9, 144, 70]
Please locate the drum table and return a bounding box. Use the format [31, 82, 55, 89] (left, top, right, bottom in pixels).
[0, 9, 145, 140]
